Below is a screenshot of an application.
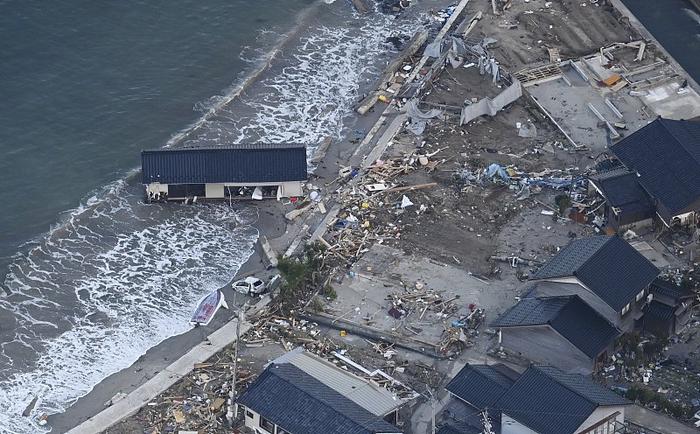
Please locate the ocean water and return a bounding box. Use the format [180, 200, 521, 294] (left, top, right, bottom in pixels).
[0, 1, 426, 432]
[621, 0, 700, 81]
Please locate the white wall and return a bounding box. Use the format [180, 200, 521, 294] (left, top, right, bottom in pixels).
[575, 405, 625, 434]
[500, 325, 594, 375]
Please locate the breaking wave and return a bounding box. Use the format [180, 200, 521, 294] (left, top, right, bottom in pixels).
[0, 3, 424, 433]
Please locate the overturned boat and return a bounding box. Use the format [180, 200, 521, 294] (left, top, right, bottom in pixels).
[190, 290, 228, 326]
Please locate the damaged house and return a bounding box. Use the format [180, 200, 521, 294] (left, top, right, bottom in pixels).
[594, 117, 700, 229]
[491, 295, 620, 375]
[528, 235, 659, 332]
[588, 166, 655, 232]
[643, 277, 697, 337]
[141, 144, 307, 202]
[237, 348, 406, 434]
[442, 364, 630, 434]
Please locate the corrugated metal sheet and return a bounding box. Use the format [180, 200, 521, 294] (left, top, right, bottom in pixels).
[282, 351, 404, 416]
[141, 144, 307, 185]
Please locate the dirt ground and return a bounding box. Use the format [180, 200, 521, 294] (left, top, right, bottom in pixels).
[469, 0, 634, 70]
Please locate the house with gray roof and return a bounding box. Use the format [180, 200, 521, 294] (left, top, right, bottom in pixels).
[491, 296, 620, 374]
[609, 117, 700, 228]
[588, 165, 655, 231]
[529, 235, 659, 331]
[141, 144, 307, 202]
[643, 278, 697, 337]
[497, 366, 630, 434]
[441, 365, 630, 434]
[237, 348, 406, 434]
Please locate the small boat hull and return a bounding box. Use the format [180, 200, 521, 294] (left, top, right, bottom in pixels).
[190, 290, 228, 326]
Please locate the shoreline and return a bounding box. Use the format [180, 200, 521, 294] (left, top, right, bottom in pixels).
[45, 0, 438, 427]
[47, 202, 287, 433]
[609, 0, 700, 94]
[45, 0, 700, 432]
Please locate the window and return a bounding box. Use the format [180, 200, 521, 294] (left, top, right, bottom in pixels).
[260, 416, 275, 433]
[245, 409, 254, 419]
[621, 303, 631, 315]
[277, 428, 290, 434]
[636, 289, 645, 302]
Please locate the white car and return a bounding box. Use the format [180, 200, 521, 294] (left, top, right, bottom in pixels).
[232, 276, 267, 295]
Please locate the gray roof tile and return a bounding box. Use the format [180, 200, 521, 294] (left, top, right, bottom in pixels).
[611, 118, 700, 216]
[141, 145, 307, 185]
[238, 363, 400, 434]
[446, 364, 519, 410]
[492, 296, 620, 358]
[533, 236, 659, 311]
[496, 366, 629, 434]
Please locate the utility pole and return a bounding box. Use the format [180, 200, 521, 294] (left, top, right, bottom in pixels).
[230, 293, 244, 421]
[426, 386, 436, 434]
[481, 409, 494, 434]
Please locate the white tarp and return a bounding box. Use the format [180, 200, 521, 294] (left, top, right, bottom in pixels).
[406, 99, 443, 135]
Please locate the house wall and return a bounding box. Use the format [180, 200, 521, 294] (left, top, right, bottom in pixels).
[146, 181, 303, 200]
[501, 413, 539, 434]
[531, 279, 621, 328]
[500, 325, 594, 375]
[240, 405, 289, 434]
[576, 405, 625, 434]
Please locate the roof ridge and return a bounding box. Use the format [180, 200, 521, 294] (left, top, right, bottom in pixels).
[573, 235, 615, 277]
[268, 364, 387, 431]
[533, 366, 598, 406]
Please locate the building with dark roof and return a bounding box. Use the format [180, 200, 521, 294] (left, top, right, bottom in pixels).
[441, 365, 630, 434]
[446, 363, 519, 410]
[644, 278, 697, 337]
[497, 366, 630, 434]
[141, 144, 307, 202]
[531, 235, 659, 331]
[588, 166, 654, 231]
[610, 118, 700, 227]
[491, 296, 620, 374]
[237, 349, 405, 434]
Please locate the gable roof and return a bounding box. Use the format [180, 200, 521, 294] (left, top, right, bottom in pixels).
[496, 366, 629, 434]
[611, 118, 700, 217]
[273, 348, 405, 416]
[492, 296, 620, 358]
[141, 144, 308, 185]
[589, 168, 654, 223]
[238, 363, 401, 434]
[650, 278, 695, 302]
[446, 363, 519, 410]
[533, 235, 659, 311]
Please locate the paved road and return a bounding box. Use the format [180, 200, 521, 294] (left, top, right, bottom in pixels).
[626, 405, 699, 434]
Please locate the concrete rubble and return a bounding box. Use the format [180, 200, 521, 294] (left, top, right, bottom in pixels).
[96, 0, 700, 433]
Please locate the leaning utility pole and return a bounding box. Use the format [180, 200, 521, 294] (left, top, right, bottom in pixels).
[230, 294, 244, 421]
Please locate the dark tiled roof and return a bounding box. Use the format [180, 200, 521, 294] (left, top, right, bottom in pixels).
[650, 278, 695, 301]
[446, 364, 519, 410]
[589, 168, 654, 223]
[141, 145, 307, 185]
[436, 423, 481, 434]
[492, 296, 620, 358]
[238, 363, 400, 434]
[496, 366, 629, 434]
[611, 118, 700, 216]
[644, 300, 675, 321]
[533, 236, 659, 311]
